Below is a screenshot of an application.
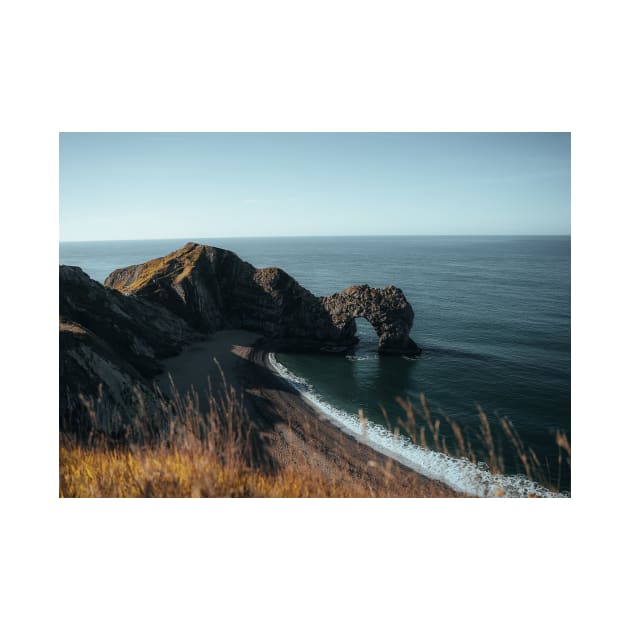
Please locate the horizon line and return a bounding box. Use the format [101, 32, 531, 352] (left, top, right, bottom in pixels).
[59, 233, 571, 244]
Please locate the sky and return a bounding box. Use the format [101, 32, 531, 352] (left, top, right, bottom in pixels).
[59, 133, 570, 241]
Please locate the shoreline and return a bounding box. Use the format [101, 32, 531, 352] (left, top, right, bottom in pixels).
[158, 330, 566, 498]
[266, 350, 567, 498]
[158, 330, 462, 498]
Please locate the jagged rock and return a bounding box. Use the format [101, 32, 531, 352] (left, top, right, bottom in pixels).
[322, 285, 420, 354]
[60, 265, 201, 438]
[105, 242, 420, 354]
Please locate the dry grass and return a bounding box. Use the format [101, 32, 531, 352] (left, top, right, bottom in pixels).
[60, 378, 570, 498]
[107, 243, 203, 293]
[390, 393, 571, 494]
[59, 443, 372, 498]
[60, 379, 415, 498]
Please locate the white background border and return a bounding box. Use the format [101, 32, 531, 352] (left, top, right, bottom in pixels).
[2, 1, 628, 628]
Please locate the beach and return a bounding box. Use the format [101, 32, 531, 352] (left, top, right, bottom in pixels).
[157, 330, 460, 498]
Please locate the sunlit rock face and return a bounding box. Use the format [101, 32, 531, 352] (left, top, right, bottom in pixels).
[105, 243, 421, 354]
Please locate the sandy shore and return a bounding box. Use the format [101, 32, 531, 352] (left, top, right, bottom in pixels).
[158, 329, 461, 497]
[157, 330, 261, 412]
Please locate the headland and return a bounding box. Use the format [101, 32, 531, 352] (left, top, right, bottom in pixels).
[59, 242, 459, 497]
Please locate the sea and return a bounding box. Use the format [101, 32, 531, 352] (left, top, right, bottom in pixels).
[60, 235, 571, 497]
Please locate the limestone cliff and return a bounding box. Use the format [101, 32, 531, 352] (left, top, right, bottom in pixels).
[322, 284, 420, 354]
[60, 265, 200, 438]
[105, 242, 420, 354]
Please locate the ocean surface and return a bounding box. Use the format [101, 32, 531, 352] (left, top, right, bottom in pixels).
[60, 236, 571, 496]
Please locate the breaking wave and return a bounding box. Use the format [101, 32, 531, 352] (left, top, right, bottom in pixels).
[268, 353, 566, 498]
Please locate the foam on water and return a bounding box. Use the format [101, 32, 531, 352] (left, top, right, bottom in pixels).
[345, 354, 377, 362]
[268, 353, 567, 498]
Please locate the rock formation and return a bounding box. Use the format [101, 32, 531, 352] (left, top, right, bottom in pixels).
[104, 242, 420, 354]
[60, 265, 200, 438]
[322, 285, 420, 354]
[60, 242, 420, 437]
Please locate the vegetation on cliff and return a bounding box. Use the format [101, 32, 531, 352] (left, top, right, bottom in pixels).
[60, 383, 455, 498]
[59, 382, 570, 498]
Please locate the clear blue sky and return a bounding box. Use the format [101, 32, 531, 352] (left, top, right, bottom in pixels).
[59, 133, 570, 241]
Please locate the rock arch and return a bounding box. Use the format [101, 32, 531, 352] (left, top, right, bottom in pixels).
[321, 285, 420, 354]
[105, 244, 421, 355]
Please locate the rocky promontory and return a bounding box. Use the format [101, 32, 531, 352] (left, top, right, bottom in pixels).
[60, 243, 420, 437]
[104, 242, 420, 354]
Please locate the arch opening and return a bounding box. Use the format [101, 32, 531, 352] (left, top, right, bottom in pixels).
[352, 316, 380, 352]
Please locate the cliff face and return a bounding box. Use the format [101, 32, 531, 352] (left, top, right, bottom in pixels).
[104, 242, 420, 354]
[60, 243, 420, 437]
[60, 265, 201, 438]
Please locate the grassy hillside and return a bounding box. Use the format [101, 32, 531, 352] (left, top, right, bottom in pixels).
[59, 385, 570, 498]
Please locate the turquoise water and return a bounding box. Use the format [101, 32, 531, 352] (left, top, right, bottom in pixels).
[60, 235, 570, 492]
